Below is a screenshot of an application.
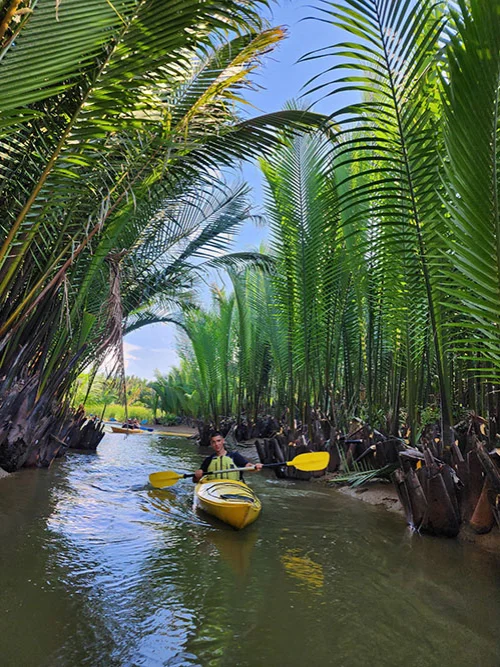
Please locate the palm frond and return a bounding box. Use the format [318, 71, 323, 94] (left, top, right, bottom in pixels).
[440, 0, 500, 381]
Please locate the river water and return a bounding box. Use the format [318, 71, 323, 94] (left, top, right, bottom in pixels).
[1, 434, 499, 666]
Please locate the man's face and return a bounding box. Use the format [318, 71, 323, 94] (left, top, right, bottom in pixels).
[210, 435, 225, 455]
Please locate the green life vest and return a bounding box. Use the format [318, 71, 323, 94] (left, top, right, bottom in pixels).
[207, 455, 241, 481]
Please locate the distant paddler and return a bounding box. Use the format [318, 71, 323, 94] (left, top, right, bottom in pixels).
[193, 431, 263, 481]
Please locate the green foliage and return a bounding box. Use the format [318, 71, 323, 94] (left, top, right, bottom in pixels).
[88, 403, 154, 423]
[3, 0, 499, 442]
[261, 130, 349, 427]
[439, 0, 500, 381]
[329, 464, 398, 488]
[154, 0, 500, 440]
[154, 413, 178, 427]
[419, 405, 441, 430]
[0, 0, 324, 419]
[74, 373, 156, 422]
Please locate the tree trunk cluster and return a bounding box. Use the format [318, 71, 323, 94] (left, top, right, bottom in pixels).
[0, 380, 105, 472]
[393, 436, 500, 538]
[57, 410, 106, 452]
[255, 436, 314, 480]
[315, 419, 400, 473]
[196, 416, 282, 447]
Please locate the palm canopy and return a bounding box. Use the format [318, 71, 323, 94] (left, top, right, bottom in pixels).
[292, 0, 500, 433]
[150, 0, 500, 443]
[261, 130, 347, 427]
[0, 1, 325, 409]
[154, 271, 274, 424]
[440, 0, 500, 382]
[300, 0, 454, 442]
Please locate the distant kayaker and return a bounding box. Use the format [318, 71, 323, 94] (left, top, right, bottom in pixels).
[193, 431, 263, 482]
[121, 418, 140, 429]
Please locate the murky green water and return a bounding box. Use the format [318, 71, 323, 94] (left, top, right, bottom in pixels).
[1, 434, 499, 666]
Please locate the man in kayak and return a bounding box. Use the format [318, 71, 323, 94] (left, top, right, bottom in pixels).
[193, 431, 263, 482]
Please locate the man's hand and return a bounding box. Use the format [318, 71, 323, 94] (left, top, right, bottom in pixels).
[193, 469, 204, 482]
[246, 462, 263, 471]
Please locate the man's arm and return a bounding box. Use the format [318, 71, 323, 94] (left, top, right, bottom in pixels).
[193, 456, 211, 482]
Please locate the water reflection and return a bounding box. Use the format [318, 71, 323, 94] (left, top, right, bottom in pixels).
[0, 465, 119, 666]
[281, 548, 324, 592]
[145, 488, 177, 515]
[0, 436, 499, 667]
[206, 528, 258, 578]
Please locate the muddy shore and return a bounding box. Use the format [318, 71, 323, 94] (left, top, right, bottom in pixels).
[324, 477, 500, 554]
[335, 480, 404, 515]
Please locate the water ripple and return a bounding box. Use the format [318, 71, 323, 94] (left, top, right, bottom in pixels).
[2, 434, 500, 667]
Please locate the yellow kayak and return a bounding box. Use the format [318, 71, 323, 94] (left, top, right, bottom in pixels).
[194, 479, 261, 530]
[110, 426, 150, 434]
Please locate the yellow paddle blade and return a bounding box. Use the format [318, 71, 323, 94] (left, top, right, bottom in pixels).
[149, 471, 184, 488]
[287, 451, 330, 472]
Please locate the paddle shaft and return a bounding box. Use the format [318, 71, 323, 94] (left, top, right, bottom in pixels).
[149, 451, 330, 488]
[195, 454, 330, 478]
[198, 466, 255, 479]
[201, 462, 293, 477]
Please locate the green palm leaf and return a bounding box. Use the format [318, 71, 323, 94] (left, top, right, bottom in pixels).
[440, 0, 500, 380]
[303, 0, 452, 442]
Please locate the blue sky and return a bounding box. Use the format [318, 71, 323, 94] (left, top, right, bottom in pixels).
[124, 1, 343, 379]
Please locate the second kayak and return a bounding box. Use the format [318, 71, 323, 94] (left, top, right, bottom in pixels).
[110, 426, 151, 434]
[194, 479, 261, 530]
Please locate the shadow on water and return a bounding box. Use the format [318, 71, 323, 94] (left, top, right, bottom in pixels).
[1, 434, 500, 666]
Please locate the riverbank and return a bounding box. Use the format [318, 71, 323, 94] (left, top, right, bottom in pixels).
[336, 481, 404, 515]
[324, 476, 500, 554]
[0, 423, 198, 480]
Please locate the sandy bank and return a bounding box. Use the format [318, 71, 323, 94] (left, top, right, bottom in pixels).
[325, 477, 500, 554]
[336, 481, 404, 515]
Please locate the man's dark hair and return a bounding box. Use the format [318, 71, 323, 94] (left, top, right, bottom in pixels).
[209, 430, 223, 440]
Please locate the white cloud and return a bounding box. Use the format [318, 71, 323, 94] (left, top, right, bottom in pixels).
[99, 341, 142, 376]
[125, 344, 180, 380]
[123, 341, 141, 369]
[119, 326, 182, 380]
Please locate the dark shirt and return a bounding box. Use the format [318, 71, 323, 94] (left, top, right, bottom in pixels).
[200, 450, 249, 473]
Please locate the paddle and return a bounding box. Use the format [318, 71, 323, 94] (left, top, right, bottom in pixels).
[148, 451, 330, 489]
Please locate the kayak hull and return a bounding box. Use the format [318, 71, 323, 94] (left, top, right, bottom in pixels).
[110, 426, 150, 434]
[194, 479, 261, 530]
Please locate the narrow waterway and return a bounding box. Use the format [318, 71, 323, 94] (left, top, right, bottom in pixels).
[1, 434, 499, 666]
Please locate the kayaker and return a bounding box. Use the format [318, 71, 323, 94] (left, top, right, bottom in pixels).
[193, 431, 263, 482]
[121, 418, 140, 429]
